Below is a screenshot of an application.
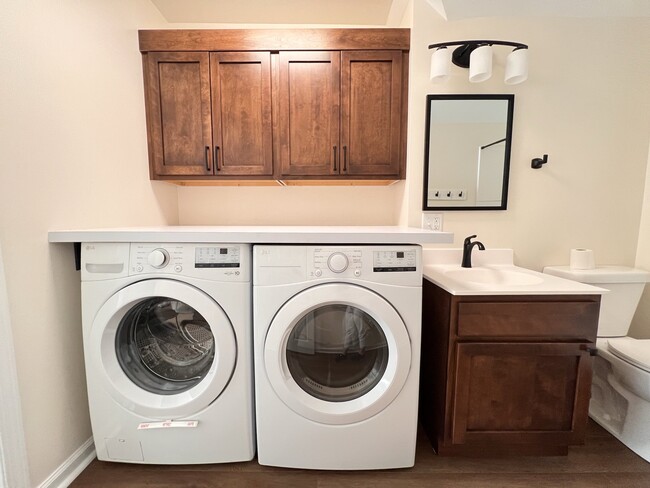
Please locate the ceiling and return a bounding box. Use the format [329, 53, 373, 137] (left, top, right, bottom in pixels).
[151, 0, 650, 25]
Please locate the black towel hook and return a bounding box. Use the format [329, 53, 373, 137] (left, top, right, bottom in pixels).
[531, 154, 548, 169]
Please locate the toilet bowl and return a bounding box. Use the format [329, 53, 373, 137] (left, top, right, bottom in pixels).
[543, 265, 650, 462]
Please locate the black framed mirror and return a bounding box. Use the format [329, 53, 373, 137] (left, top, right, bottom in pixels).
[423, 94, 514, 211]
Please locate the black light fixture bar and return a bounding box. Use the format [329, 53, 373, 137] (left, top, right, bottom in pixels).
[428, 40, 528, 68]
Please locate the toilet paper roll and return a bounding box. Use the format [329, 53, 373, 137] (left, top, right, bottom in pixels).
[570, 248, 596, 270]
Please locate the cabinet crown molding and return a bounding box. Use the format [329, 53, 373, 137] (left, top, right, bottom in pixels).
[139, 28, 410, 52]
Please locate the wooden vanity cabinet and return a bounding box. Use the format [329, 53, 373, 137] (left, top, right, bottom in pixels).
[144, 51, 273, 178]
[419, 279, 601, 456]
[139, 29, 409, 183]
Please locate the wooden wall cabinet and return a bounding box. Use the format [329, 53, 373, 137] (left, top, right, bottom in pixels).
[144, 51, 272, 178]
[139, 29, 409, 184]
[419, 279, 601, 456]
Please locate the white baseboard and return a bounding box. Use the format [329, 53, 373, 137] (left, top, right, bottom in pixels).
[38, 438, 95, 488]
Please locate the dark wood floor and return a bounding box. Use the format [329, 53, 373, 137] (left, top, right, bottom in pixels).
[71, 421, 650, 487]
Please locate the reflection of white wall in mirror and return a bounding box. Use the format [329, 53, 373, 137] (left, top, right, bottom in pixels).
[428, 122, 506, 207]
[476, 140, 506, 206]
[427, 99, 509, 208]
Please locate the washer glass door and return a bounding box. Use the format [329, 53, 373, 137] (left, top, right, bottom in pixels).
[115, 297, 215, 395]
[91, 279, 237, 418]
[264, 283, 411, 425]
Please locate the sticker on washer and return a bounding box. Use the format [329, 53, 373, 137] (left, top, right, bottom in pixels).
[137, 420, 199, 430]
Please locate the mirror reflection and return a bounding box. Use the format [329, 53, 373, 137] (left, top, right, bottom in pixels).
[423, 95, 514, 210]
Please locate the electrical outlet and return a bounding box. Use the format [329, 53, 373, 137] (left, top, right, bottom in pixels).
[421, 213, 443, 231]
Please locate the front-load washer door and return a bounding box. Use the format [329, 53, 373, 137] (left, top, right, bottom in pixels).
[264, 283, 411, 425]
[90, 279, 237, 419]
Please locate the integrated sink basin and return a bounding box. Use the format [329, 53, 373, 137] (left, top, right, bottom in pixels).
[423, 248, 606, 296]
[443, 267, 545, 287]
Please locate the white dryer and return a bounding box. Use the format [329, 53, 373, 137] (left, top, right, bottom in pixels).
[253, 245, 422, 470]
[81, 243, 254, 464]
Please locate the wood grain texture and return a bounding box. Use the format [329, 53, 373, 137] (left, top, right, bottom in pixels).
[457, 300, 600, 340]
[452, 342, 590, 445]
[145, 52, 212, 176]
[139, 29, 410, 52]
[278, 51, 340, 177]
[419, 284, 600, 457]
[70, 422, 650, 487]
[210, 52, 273, 176]
[341, 51, 402, 177]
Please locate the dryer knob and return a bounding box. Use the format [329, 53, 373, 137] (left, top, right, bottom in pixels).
[148, 249, 169, 268]
[327, 252, 349, 273]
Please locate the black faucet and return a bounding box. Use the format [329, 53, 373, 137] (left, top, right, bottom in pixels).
[461, 235, 485, 268]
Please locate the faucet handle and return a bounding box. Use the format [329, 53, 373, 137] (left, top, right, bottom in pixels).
[464, 235, 478, 244]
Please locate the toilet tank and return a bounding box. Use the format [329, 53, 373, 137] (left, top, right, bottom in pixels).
[543, 266, 650, 337]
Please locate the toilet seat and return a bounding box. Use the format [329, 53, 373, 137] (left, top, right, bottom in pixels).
[607, 337, 650, 373]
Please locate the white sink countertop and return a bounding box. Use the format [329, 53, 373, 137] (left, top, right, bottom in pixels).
[48, 226, 454, 245]
[423, 249, 606, 296]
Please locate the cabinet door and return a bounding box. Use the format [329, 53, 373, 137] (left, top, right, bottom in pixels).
[451, 342, 592, 446]
[210, 52, 273, 176]
[341, 51, 402, 177]
[145, 52, 213, 176]
[278, 52, 340, 177]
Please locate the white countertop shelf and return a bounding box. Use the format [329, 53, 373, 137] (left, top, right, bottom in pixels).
[48, 226, 454, 245]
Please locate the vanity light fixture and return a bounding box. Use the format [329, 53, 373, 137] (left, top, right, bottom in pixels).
[429, 40, 529, 84]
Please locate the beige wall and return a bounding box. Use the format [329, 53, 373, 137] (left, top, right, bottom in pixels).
[404, 1, 650, 276]
[0, 1, 178, 484]
[631, 143, 650, 338]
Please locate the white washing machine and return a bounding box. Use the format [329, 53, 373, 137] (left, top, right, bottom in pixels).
[253, 245, 422, 470]
[81, 242, 254, 464]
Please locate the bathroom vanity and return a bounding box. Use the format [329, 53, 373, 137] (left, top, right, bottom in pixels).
[420, 249, 603, 456]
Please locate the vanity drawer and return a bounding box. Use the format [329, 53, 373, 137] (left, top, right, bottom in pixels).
[456, 301, 600, 340]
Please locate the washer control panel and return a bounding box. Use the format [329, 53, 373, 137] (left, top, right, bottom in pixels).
[128, 243, 249, 281]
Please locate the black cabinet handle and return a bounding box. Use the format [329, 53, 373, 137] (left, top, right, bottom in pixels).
[205, 146, 211, 172]
[333, 146, 338, 172]
[215, 146, 221, 171]
[343, 145, 348, 172]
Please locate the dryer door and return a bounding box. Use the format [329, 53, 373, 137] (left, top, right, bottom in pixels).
[90, 279, 237, 419]
[264, 283, 411, 425]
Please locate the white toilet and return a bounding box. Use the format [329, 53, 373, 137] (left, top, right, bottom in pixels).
[544, 265, 650, 462]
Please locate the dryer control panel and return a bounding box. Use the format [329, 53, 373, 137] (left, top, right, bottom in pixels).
[254, 245, 421, 286]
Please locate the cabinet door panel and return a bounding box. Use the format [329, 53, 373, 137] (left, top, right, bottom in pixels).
[210, 52, 273, 176]
[341, 51, 402, 177]
[145, 52, 212, 176]
[452, 342, 592, 446]
[278, 52, 340, 176]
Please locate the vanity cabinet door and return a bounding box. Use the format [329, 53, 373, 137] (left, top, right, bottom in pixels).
[451, 342, 593, 447]
[278, 51, 341, 177]
[341, 51, 402, 177]
[144, 52, 213, 177]
[210, 52, 273, 176]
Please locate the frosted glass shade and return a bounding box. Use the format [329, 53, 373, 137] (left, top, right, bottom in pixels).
[430, 47, 451, 82]
[505, 47, 528, 84]
[469, 45, 492, 82]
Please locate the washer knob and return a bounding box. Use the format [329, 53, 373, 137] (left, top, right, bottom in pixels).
[327, 252, 349, 273]
[147, 249, 169, 268]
